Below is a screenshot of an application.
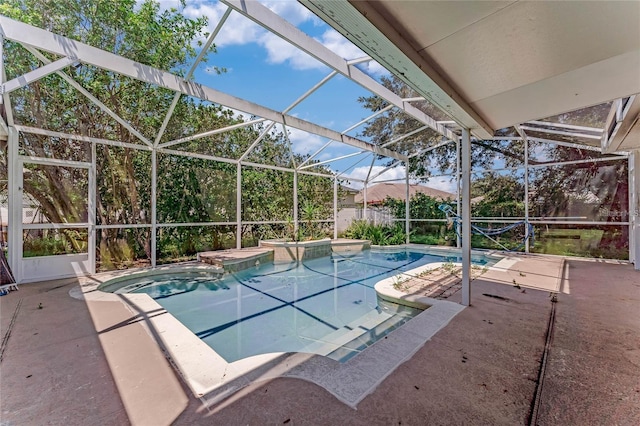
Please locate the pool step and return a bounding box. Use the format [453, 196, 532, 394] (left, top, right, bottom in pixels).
[297, 308, 411, 361]
[325, 314, 412, 362]
[198, 248, 274, 273]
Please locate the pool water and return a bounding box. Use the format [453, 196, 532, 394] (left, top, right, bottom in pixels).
[110, 249, 494, 363]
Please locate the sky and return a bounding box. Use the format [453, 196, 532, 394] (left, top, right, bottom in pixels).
[151, 0, 459, 193]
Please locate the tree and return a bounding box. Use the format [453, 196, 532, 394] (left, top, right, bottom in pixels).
[471, 173, 525, 218]
[2, 0, 211, 265]
[357, 75, 511, 177]
[2, 1, 339, 265]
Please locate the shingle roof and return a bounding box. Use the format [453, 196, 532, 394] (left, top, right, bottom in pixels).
[354, 183, 454, 205]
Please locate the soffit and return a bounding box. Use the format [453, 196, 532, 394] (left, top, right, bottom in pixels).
[303, 0, 640, 149]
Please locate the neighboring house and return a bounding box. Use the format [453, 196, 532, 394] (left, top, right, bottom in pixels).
[354, 183, 455, 206]
[338, 183, 456, 228]
[354, 183, 455, 225]
[336, 185, 360, 233]
[1, 198, 50, 246]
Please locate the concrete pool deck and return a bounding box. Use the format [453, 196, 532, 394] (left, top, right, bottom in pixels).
[1, 253, 639, 425]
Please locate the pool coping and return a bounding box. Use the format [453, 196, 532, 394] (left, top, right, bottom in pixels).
[71, 249, 509, 409]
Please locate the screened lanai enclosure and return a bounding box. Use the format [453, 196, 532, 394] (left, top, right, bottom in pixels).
[0, 0, 639, 301]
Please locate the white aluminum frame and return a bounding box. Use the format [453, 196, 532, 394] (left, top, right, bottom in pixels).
[0, 6, 636, 293]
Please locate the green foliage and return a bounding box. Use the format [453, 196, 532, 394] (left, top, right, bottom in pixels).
[23, 229, 87, 257]
[384, 193, 449, 220]
[3, 1, 337, 269]
[358, 75, 522, 177]
[23, 236, 71, 257]
[383, 193, 455, 246]
[344, 220, 407, 246]
[471, 173, 525, 218]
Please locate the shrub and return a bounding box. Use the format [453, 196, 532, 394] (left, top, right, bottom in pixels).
[344, 220, 408, 245]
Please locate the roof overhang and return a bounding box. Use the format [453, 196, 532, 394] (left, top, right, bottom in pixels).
[301, 0, 640, 149]
[602, 96, 640, 153]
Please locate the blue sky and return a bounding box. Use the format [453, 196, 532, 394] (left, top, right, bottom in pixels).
[155, 0, 459, 193]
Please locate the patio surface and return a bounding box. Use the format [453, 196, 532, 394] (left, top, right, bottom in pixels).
[1, 253, 639, 425]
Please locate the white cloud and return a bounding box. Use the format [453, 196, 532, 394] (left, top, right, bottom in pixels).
[339, 166, 457, 193]
[320, 29, 363, 61]
[261, 32, 325, 70]
[260, 0, 316, 26]
[421, 177, 457, 194]
[340, 165, 407, 189]
[358, 61, 390, 79]
[178, 1, 388, 76]
[182, 3, 264, 48]
[317, 152, 333, 161]
[287, 127, 326, 156]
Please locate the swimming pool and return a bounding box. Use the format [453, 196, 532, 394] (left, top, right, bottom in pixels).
[101, 248, 496, 363]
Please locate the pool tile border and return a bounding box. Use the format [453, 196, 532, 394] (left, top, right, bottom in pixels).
[73, 245, 511, 409]
[71, 261, 469, 409]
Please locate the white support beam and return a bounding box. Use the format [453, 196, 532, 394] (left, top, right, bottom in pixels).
[456, 138, 461, 248]
[293, 171, 299, 237]
[461, 128, 472, 306]
[88, 141, 96, 274]
[238, 121, 276, 161]
[242, 160, 334, 178]
[381, 126, 429, 148]
[526, 120, 603, 134]
[220, 0, 457, 142]
[154, 7, 232, 146]
[1, 56, 77, 94]
[341, 104, 394, 135]
[236, 162, 242, 249]
[0, 17, 406, 161]
[0, 38, 10, 137]
[159, 118, 266, 149]
[630, 152, 640, 270]
[297, 139, 334, 169]
[281, 123, 297, 169]
[368, 159, 402, 182]
[151, 149, 157, 267]
[526, 136, 610, 153]
[405, 168, 410, 243]
[515, 124, 530, 253]
[336, 152, 373, 178]
[333, 177, 338, 239]
[524, 138, 530, 253]
[527, 156, 628, 170]
[346, 56, 372, 65]
[1, 51, 15, 126]
[407, 139, 453, 159]
[299, 150, 365, 170]
[283, 70, 337, 115]
[363, 182, 368, 221]
[286, 116, 404, 160]
[7, 126, 22, 282]
[18, 155, 91, 168]
[365, 155, 377, 183]
[519, 125, 601, 140]
[14, 125, 152, 151]
[298, 105, 394, 170]
[21, 45, 153, 148]
[159, 148, 238, 166]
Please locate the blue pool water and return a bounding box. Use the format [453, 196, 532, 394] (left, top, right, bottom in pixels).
[104, 249, 495, 363]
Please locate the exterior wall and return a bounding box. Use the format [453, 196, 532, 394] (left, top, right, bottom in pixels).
[631, 152, 639, 269]
[336, 206, 395, 234]
[259, 239, 332, 263]
[336, 208, 358, 233]
[21, 253, 91, 283]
